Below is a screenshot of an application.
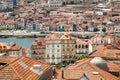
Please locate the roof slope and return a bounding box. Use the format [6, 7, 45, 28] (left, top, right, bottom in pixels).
[0, 64, 20, 80]
[90, 45, 120, 59]
[0, 56, 51, 80]
[64, 58, 118, 80]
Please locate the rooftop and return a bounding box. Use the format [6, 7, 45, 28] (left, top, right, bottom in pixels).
[0, 56, 51, 80]
[64, 58, 119, 80]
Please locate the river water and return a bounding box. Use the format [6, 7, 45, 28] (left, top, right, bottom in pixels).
[0, 37, 36, 57]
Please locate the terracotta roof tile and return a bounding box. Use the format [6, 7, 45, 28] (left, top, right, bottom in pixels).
[45, 33, 60, 40]
[76, 39, 88, 44]
[32, 38, 45, 45]
[0, 56, 51, 80]
[90, 45, 120, 59]
[0, 64, 20, 80]
[64, 58, 118, 80]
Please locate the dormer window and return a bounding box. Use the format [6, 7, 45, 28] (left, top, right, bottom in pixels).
[80, 74, 89, 80]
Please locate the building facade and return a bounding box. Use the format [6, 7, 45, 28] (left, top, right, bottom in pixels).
[31, 38, 45, 62]
[0, 42, 28, 57]
[61, 38, 76, 66]
[45, 33, 76, 66]
[76, 39, 89, 57]
[41, 0, 63, 9]
[46, 39, 62, 64]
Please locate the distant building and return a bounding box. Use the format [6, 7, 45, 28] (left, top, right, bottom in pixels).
[76, 39, 89, 57]
[0, 42, 29, 57]
[0, 56, 53, 80]
[6, 0, 14, 9]
[41, 0, 63, 9]
[0, 0, 8, 10]
[26, 21, 36, 31]
[65, 0, 82, 4]
[113, 1, 120, 12]
[31, 38, 45, 62]
[37, 23, 50, 32]
[89, 34, 117, 45]
[114, 26, 120, 33]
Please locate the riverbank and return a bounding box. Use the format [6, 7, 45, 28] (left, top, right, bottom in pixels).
[0, 30, 47, 38]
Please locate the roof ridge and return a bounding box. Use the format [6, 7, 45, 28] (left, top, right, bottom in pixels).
[65, 58, 91, 69]
[8, 56, 24, 79]
[22, 56, 51, 66]
[9, 56, 23, 64]
[9, 64, 21, 80]
[0, 64, 9, 70]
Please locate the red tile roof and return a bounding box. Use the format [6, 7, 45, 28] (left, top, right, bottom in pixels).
[32, 38, 45, 45]
[64, 58, 119, 80]
[90, 45, 120, 59]
[45, 33, 60, 40]
[0, 56, 51, 80]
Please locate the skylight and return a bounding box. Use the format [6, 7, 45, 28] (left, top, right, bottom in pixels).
[18, 61, 28, 68]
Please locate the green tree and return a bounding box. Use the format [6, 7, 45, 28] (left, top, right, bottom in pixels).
[76, 54, 86, 60]
[102, 27, 106, 32]
[93, 27, 99, 32]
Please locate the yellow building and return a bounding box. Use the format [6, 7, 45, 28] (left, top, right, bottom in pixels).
[60, 33, 76, 66]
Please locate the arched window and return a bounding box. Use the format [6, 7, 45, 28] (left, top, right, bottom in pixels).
[86, 45, 88, 48]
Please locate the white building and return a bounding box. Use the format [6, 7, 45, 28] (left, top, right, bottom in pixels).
[114, 26, 120, 33]
[45, 34, 61, 64]
[76, 39, 88, 56]
[46, 40, 62, 64]
[45, 33, 76, 65]
[41, 0, 63, 9]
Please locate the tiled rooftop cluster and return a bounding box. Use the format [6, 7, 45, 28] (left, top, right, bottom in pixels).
[0, 0, 120, 80]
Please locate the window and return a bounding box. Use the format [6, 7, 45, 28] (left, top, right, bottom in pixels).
[82, 45, 84, 48]
[86, 45, 88, 48]
[33, 51, 36, 54]
[79, 45, 81, 48]
[57, 49, 59, 52]
[52, 54, 55, 59]
[75, 45, 77, 48]
[67, 49, 69, 51]
[52, 49, 54, 52]
[67, 45, 69, 47]
[57, 45, 59, 47]
[52, 45, 54, 47]
[72, 49, 74, 51]
[101, 41, 104, 43]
